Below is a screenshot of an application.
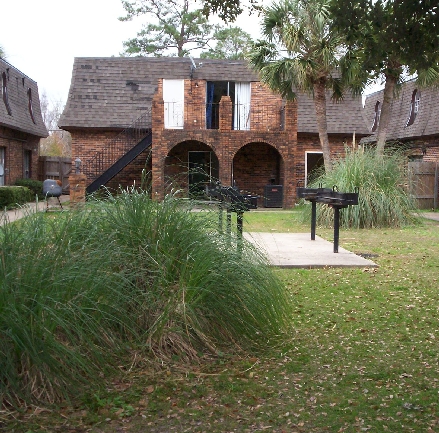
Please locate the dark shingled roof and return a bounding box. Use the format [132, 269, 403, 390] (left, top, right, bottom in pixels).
[0, 58, 48, 137]
[59, 56, 368, 135]
[296, 90, 369, 135]
[363, 79, 439, 143]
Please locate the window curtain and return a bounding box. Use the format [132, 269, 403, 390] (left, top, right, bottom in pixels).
[234, 82, 251, 130]
[206, 82, 215, 129]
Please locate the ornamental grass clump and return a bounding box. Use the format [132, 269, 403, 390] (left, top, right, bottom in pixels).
[92, 189, 291, 356]
[305, 148, 418, 228]
[1, 190, 291, 408]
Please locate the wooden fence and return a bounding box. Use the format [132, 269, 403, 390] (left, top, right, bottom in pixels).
[408, 161, 438, 209]
[38, 156, 72, 193]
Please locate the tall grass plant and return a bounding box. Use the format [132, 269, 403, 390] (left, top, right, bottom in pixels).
[1, 190, 291, 408]
[304, 148, 418, 228]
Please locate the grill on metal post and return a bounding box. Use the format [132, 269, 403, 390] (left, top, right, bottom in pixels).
[297, 185, 359, 253]
[42, 179, 63, 211]
[206, 182, 258, 253]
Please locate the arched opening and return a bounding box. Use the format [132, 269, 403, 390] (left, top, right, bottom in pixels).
[233, 142, 283, 208]
[164, 140, 219, 199]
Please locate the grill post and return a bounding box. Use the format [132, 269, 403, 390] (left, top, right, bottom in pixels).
[311, 201, 317, 240]
[333, 207, 340, 253]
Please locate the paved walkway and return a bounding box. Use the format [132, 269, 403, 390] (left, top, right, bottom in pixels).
[0, 195, 69, 225]
[422, 212, 439, 222]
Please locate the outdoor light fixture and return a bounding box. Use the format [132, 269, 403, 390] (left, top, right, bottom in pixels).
[75, 157, 82, 174]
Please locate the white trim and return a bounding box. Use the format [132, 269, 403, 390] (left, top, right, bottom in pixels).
[305, 151, 323, 186]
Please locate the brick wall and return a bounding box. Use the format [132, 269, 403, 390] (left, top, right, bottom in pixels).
[70, 78, 300, 207]
[410, 137, 439, 163]
[0, 125, 40, 185]
[151, 78, 298, 207]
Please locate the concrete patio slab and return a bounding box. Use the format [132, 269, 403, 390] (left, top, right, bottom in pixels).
[244, 232, 378, 268]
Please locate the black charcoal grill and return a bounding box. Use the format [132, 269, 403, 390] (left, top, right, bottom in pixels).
[206, 182, 258, 253]
[297, 185, 359, 253]
[43, 179, 63, 211]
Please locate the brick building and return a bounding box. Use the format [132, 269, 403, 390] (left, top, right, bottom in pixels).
[363, 79, 439, 161]
[59, 57, 368, 208]
[0, 58, 47, 186]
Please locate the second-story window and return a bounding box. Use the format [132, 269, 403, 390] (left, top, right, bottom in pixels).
[371, 101, 381, 132]
[2, 71, 12, 115]
[406, 89, 420, 127]
[27, 88, 37, 124]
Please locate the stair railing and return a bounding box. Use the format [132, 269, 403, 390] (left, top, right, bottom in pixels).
[83, 110, 152, 181]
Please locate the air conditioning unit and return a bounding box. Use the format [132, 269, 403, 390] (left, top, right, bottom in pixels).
[264, 185, 283, 208]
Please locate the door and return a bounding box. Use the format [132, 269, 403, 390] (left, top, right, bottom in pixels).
[163, 79, 184, 129]
[0, 147, 5, 186]
[188, 151, 217, 198]
[234, 82, 251, 130]
[305, 152, 324, 186]
[23, 150, 32, 179]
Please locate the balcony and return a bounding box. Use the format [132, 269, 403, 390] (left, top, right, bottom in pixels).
[163, 102, 286, 132]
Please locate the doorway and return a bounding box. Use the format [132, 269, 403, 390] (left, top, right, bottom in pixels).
[206, 81, 251, 130]
[24, 150, 32, 179]
[305, 152, 324, 185]
[188, 151, 218, 198]
[163, 79, 184, 129]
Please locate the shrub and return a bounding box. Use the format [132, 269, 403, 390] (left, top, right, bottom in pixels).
[1, 190, 292, 407]
[0, 186, 33, 209]
[303, 148, 419, 228]
[14, 178, 44, 200]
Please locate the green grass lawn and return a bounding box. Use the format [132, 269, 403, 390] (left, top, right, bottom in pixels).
[4, 209, 439, 432]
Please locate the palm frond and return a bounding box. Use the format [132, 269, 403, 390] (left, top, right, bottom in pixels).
[416, 65, 439, 88]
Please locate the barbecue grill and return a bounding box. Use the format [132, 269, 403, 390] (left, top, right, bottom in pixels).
[43, 179, 63, 211]
[206, 182, 258, 253]
[297, 185, 359, 253]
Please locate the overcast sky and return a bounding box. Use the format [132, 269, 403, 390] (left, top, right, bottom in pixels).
[1, 0, 380, 109]
[1, 0, 262, 107]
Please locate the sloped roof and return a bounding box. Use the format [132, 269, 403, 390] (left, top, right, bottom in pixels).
[296, 90, 369, 135]
[59, 56, 368, 135]
[0, 58, 48, 137]
[363, 79, 439, 142]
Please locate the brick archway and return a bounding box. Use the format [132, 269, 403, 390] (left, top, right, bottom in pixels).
[232, 142, 284, 208]
[163, 140, 219, 197]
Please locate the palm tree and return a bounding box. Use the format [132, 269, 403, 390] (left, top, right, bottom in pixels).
[249, 0, 346, 172]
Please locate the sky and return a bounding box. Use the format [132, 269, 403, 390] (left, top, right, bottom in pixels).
[1, 0, 381, 109]
[0, 0, 262, 107]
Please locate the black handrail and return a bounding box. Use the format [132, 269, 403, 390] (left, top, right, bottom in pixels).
[82, 110, 151, 181]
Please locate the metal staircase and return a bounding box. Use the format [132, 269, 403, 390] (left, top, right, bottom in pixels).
[83, 111, 152, 194]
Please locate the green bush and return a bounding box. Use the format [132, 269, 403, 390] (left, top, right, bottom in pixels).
[1, 189, 292, 407]
[14, 178, 44, 199]
[303, 148, 419, 228]
[0, 186, 33, 209]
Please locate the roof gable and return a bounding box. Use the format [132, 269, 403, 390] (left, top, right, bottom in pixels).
[363, 79, 439, 142]
[0, 58, 48, 137]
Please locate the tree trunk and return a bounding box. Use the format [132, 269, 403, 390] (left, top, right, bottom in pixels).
[313, 82, 332, 173]
[376, 74, 397, 155]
